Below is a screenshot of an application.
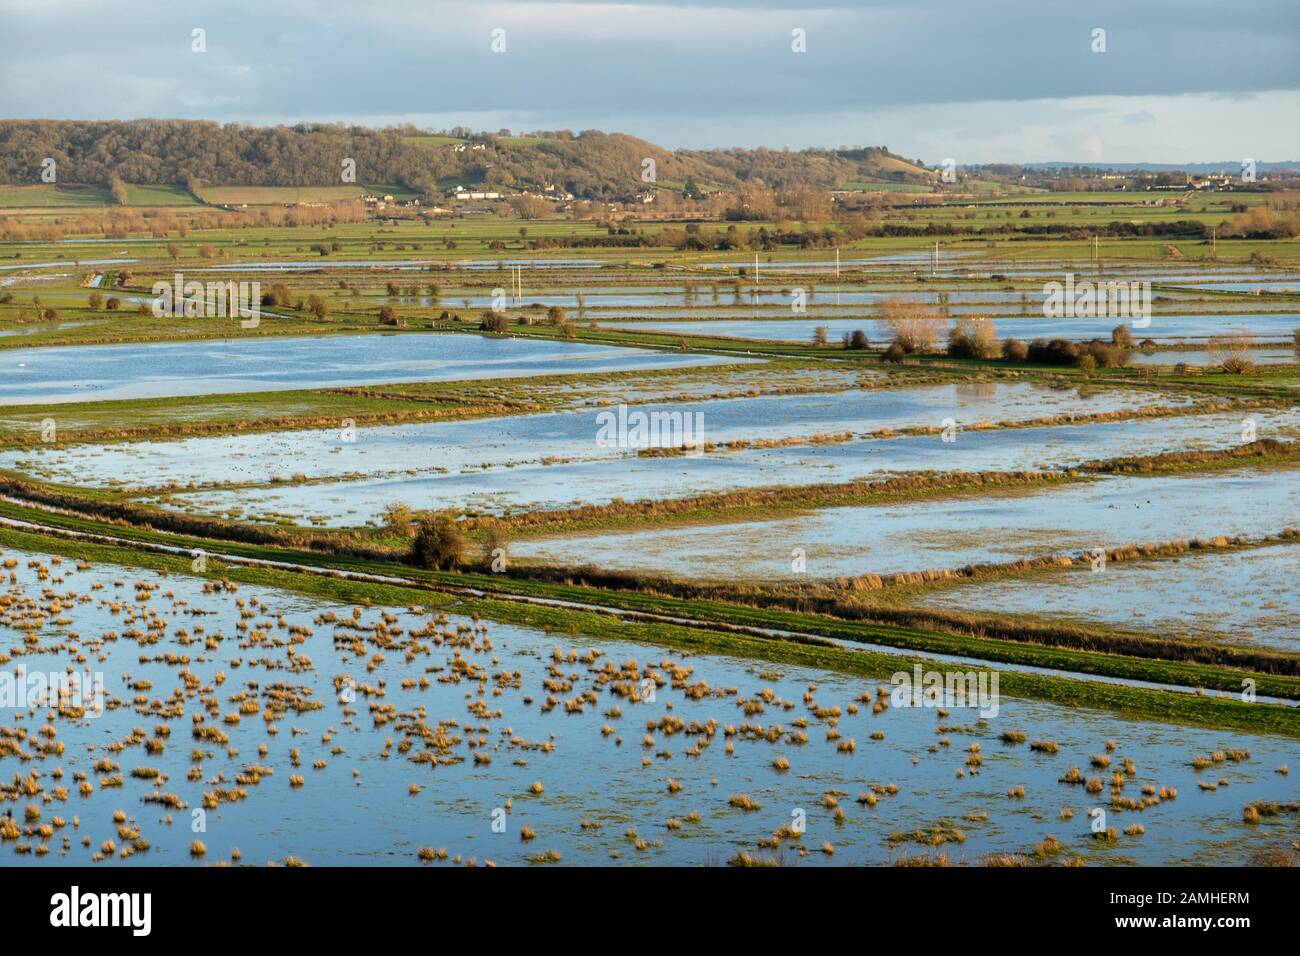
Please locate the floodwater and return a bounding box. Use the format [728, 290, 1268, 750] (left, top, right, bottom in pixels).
[0, 321, 102, 339]
[0, 333, 751, 404]
[509, 467, 1299, 582]
[195, 258, 613, 272]
[600, 314, 1300, 343]
[1, 546, 1294, 867]
[148, 410, 1296, 528]
[3, 381, 1197, 492]
[917, 542, 1300, 653]
[0, 258, 135, 271]
[1127, 348, 1295, 367]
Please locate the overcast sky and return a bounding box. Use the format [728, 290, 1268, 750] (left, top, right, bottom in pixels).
[2, 0, 1298, 163]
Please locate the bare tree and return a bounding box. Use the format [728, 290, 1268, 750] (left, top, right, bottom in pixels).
[876, 297, 946, 353]
[1208, 333, 1255, 374]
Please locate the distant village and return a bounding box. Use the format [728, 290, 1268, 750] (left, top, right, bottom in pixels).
[354, 181, 579, 215]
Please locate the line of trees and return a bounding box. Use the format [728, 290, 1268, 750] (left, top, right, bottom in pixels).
[0, 120, 925, 201]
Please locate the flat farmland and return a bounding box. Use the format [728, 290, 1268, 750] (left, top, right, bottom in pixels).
[1, 185, 1298, 876]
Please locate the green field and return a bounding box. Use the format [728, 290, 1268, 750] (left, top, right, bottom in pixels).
[840, 180, 934, 193]
[124, 183, 202, 205]
[0, 183, 114, 206]
[195, 184, 369, 205]
[0, 182, 201, 207]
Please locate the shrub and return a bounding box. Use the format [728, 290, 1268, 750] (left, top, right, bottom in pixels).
[1077, 352, 1097, 377]
[1026, 338, 1078, 366]
[481, 311, 510, 334]
[947, 318, 999, 359]
[262, 283, 294, 308]
[378, 305, 402, 327]
[480, 526, 506, 565]
[843, 329, 868, 350]
[812, 326, 829, 347]
[382, 502, 416, 538]
[1080, 340, 1131, 368]
[547, 306, 567, 326]
[882, 342, 906, 363]
[411, 513, 466, 570]
[106, 297, 121, 310]
[1001, 338, 1028, 361]
[1111, 324, 1133, 348]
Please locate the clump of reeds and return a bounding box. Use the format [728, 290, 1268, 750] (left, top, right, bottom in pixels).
[729, 851, 779, 867]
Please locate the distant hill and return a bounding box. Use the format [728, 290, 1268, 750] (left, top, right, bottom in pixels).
[0, 120, 934, 201]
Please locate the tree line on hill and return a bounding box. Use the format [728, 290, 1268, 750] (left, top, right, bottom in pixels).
[0, 120, 930, 201]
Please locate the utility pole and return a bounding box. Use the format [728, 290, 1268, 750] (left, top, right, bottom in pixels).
[932, 241, 938, 277]
[835, 246, 840, 279]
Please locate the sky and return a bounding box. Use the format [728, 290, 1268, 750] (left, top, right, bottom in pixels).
[2, 0, 1298, 164]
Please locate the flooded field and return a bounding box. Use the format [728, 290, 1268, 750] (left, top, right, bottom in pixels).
[1, 547, 1293, 867]
[601, 313, 1300, 343]
[4, 380, 1204, 492]
[0, 333, 749, 404]
[510, 467, 1300, 582]
[1127, 347, 1296, 367]
[147, 409, 1295, 526]
[916, 542, 1300, 653]
[8, 0, 1300, 891]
